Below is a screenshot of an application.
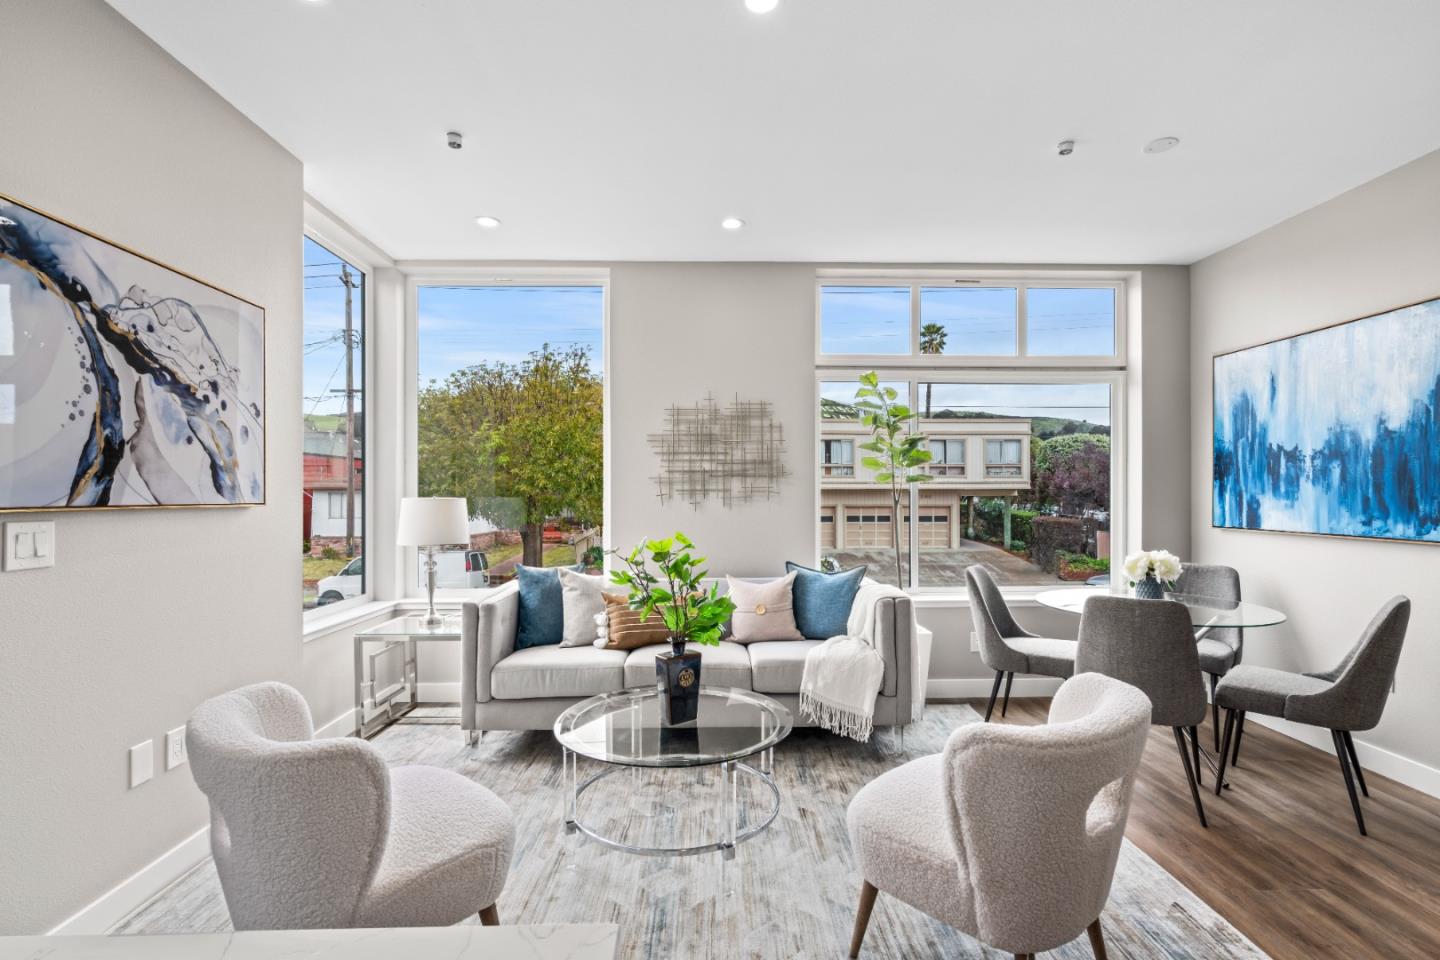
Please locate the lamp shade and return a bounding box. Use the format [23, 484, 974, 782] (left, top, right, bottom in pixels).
[396, 497, 470, 547]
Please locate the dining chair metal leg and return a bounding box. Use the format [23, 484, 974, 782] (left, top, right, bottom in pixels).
[849, 881, 879, 958]
[1173, 726, 1208, 828]
[1190, 726, 1203, 787]
[1208, 673, 1220, 751]
[1330, 729, 1367, 836]
[984, 670, 1004, 722]
[1231, 711, 1246, 767]
[1001, 671, 1015, 718]
[1214, 708, 1237, 796]
[1342, 731, 1368, 797]
[1086, 917, 1109, 960]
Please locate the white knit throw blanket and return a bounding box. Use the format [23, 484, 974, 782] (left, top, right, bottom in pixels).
[799, 580, 903, 741]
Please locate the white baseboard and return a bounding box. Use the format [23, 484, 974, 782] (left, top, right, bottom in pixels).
[926, 676, 1064, 700]
[1245, 714, 1440, 800]
[47, 825, 210, 935]
[314, 706, 358, 738]
[416, 682, 461, 702]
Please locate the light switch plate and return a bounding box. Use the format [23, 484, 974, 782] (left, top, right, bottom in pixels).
[4, 521, 55, 571]
[129, 740, 154, 789]
[165, 725, 188, 771]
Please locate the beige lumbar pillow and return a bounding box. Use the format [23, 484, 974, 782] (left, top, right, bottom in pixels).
[558, 568, 607, 647]
[726, 573, 803, 643]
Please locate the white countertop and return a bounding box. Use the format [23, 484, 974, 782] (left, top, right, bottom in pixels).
[0, 925, 619, 960]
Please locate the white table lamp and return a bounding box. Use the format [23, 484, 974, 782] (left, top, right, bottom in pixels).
[397, 497, 470, 626]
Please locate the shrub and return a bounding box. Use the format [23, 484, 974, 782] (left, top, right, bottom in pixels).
[1030, 516, 1086, 573]
[320, 546, 341, 560]
[1058, 550, 1109, 581]
[1009, 509, 1036, 544]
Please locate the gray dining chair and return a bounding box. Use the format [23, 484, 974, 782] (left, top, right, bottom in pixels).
[1213, 596, 1409, 836]
[1174, 563, 1243, 750]
[188, 682, 516, 929]
[966, 566, 1076, 721]
[1077, 596, 1210, 827]
[846, 673, 1152, 960]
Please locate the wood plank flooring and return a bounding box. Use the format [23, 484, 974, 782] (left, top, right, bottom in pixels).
[983, 698, 1440, 959]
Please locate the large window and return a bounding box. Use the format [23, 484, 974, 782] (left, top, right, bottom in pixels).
[416, 284, 604, 586]
[303, 237, 366, 610]
[817, 278, 1122, 591]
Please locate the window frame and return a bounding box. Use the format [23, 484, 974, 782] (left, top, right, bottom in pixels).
[815, 273, 1126, 369]
[814, 271, 1128, 598]
[404, 268, 611, 601]
[302, 227, 375, 623]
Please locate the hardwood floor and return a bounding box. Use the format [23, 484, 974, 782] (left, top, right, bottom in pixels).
[982, 698, 1440, 959]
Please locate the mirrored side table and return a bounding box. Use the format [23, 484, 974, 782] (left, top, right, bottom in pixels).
[353, 613, 462, 739]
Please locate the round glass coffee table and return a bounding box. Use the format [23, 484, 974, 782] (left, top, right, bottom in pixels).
[553, 685, 792, 859]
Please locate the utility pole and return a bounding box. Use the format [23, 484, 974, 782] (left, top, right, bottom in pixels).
[340, 263, 358, 558]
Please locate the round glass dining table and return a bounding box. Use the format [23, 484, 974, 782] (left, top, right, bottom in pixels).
[1034, 586, 1286, 634]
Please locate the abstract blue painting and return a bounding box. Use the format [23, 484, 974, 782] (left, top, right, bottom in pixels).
[1213, 297, 1440, 543]
[0, 194, 264, 510]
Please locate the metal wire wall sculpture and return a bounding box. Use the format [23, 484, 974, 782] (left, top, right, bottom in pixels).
[649, 394, 789, 508]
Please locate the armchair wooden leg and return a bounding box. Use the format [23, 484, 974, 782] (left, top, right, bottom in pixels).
[479, 903, 500, 926]
[1173, 726, 1208, 828]
[1087, 917, 1109, 960]
[849, 881, 878, 958]
[1001, 672, 1015, 717]
[984, 670, 1004, 722]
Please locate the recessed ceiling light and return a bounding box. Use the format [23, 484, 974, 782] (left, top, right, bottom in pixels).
[1144, 137, 1180, 154]
[721, 217, 746, 231]
[475, 216, 502, 229]
[745, 0, 779, 12]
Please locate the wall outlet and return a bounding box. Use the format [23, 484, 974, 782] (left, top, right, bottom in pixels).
[969, 631, 979, 653]
[129, 740, 154, 788]
[165, 725, 187, 771]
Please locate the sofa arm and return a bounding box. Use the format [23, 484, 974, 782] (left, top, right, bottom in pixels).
[461, 583, 520, 731]
[876, 594, 918, 725]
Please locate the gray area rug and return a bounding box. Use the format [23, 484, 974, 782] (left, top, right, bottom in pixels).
[118, 704, 1268, 959]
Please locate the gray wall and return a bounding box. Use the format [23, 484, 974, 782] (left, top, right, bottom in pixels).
[0, 0, 302, 934]
[1189, 148, 1440, 778]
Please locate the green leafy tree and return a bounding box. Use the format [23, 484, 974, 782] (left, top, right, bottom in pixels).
[1033, 434, 1110, 515]
[417, 344, 602, 567]
[919, 322, 948, 417]
[853, 371, 934, 587]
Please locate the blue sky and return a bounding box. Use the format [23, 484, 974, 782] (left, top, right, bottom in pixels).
[417, 285, 604, 387]
[302, 236, 362, 419]
[819, 285, 1114, 356]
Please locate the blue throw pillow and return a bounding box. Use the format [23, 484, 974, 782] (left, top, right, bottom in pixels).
[784, 562, 867, 639]
[514, 564, 584, 649]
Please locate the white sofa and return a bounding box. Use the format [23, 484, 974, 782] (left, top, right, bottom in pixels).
[459, 578, 923, 740]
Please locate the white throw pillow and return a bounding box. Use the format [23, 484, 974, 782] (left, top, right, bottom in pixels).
[558, 568, 607, 647]
[726, 572, 803, 643]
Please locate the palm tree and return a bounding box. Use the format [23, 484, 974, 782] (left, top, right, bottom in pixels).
[919, 322, 948, 417]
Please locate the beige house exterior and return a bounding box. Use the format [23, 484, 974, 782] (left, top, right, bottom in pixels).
[820, 417, 1032, 551]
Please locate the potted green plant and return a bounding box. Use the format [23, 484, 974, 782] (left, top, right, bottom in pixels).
[611, 532, 736, 725]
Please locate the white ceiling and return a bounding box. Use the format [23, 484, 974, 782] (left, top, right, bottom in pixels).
[107, 0, 1440, 264]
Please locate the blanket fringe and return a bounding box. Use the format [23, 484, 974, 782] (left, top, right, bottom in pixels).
[800, 690, 875, 742]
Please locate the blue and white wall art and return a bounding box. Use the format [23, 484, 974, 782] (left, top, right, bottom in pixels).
[0, 194, 264, 510]
[1213, 297, 1440, 543]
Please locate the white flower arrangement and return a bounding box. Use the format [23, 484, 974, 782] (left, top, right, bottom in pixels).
[1122, 549, 1183, 586]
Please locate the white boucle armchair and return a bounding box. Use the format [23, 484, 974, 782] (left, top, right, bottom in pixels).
[187, 682, 515, 930]
[845, 673, 1151, 959]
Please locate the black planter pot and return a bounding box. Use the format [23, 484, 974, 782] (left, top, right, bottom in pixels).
[655, 640, 701, 725]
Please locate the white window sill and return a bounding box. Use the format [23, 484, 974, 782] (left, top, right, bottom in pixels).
[906, 584, 1096, 609]
[302, 599, 399, 642]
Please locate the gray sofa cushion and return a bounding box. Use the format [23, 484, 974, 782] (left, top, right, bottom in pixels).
[748, 639, 823, 694]
[491, 645, 628, 700]
[622, 641, 752, 688]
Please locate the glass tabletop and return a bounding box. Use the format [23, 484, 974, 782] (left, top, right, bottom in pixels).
[554, 685, 793, 768]
[1033, 587, 1287, 628]
[356, 614, 464, 639]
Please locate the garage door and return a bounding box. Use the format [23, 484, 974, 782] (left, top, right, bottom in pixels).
[819, 509, 836, 549]
[845, 508, 893, 547]
[904, 509, 951, 547]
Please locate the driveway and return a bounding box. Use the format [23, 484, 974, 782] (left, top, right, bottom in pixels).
[829, 539, 1061, 587]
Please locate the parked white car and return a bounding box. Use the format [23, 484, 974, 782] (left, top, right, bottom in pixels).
[315, 550, 490, 606]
